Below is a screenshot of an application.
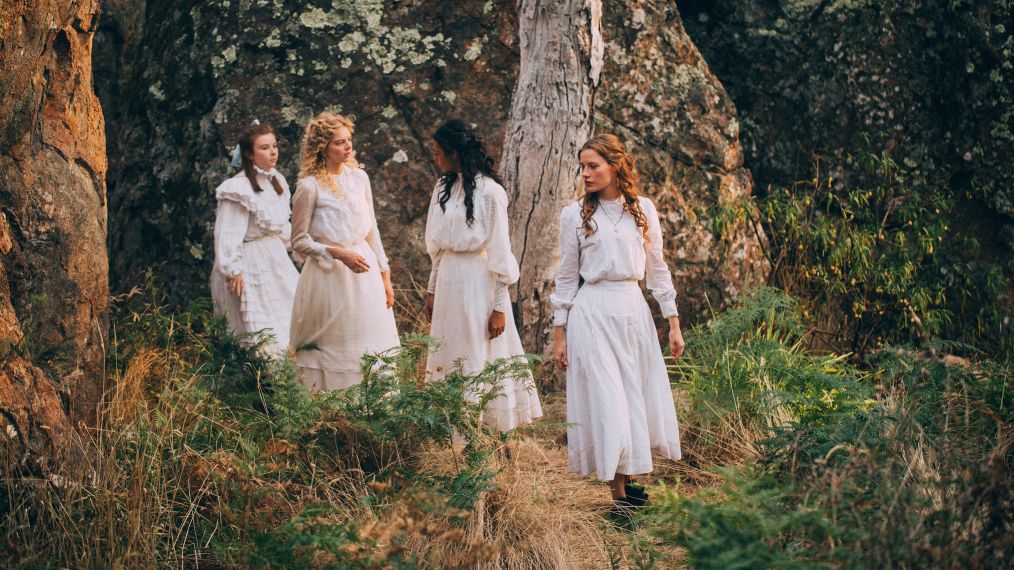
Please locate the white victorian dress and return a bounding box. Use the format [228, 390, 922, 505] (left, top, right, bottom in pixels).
[551, 196, 682, 480]
[210, 167, 299, 355]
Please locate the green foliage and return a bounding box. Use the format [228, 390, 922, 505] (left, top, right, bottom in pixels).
[671, 288, 872, 471]
[763, 147, 1009, 354]
[641, 288, 1013, 568]
[0, 284, 529, 568]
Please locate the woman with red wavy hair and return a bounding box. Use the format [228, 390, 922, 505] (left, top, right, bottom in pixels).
[551, 134, 684, 514]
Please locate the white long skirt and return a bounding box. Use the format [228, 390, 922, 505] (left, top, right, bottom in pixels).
[210, 236, 299, 355]
[566, 280, 681, 481]
[428, 251, 543, 431]
[290, 242, 400, 392]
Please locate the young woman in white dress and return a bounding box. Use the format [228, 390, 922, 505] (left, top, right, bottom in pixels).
[289, 112, 399, 392]
[551, 134, 685, 508]
[211, 122, 299, 355]
[424, 119, 543, 431]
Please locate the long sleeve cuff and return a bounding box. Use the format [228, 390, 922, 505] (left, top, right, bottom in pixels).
[427, 265, 438, 293]
[491, 281, 509, 312]
[553, 309, 570, 327]
[658, 298, 679, 319]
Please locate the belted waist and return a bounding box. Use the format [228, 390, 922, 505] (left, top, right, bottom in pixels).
[582, 278, 640, 290]
[315, 237, 366, 249]
[443, 249, 486, 257]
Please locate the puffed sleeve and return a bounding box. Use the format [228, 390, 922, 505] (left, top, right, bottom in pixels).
[425, 182, 443, 294]
[361, 171, 390, 272]
[213, 191, 249, 279]
[550, 205, 581, 326]
[484, 181, 520, 312]
[277, 174, 293, 251]
[291, 177, 334, 270]
[642, 198, 679, 318]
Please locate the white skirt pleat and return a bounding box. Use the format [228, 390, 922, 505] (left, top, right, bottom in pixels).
[565, 280, 681, 481]
[290, 242, 400, 392]
[428, 251, 543, 432]
[211, 236, 299, 355]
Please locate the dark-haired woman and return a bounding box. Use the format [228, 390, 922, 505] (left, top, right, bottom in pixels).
[211, 122, 299, 355]
[551, 134, 683, 508]
[424, 119, 542, 431]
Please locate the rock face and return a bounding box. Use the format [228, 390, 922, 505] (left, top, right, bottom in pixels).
[100, 0, 768, 336]
[103, 0, 521, 309]
[679, 0, 1014, 259]
[0, 0, 107, 472]
[596, 0, 768, 322]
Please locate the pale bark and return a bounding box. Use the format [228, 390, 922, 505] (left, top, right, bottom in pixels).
[500, 0, 603, 354]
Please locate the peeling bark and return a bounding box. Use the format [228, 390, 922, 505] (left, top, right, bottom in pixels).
[500, 0, 603, 354]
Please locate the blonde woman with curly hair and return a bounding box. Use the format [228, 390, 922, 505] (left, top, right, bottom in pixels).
[550, 134, 684, 513]
[289, 112, 399, 392]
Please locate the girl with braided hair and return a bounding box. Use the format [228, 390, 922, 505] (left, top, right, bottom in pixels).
[550, 134, 684, 512]
[211, 122, 299, 355]
[289, 112, 399, 392]
[424, 119, 542, 431]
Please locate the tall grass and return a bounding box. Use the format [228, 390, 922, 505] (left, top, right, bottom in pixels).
[637, 288, 1013, 569]
[0, 285, 614, 568]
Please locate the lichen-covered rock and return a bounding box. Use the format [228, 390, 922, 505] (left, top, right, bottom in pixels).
[596, 0, 769, 320]
[680, 0, 1014, 260]
[0, 0, 105, 472]
[101, 0, 768, 330]
[103, 0, 521, 308]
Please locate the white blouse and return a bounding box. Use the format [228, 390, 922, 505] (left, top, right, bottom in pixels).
[290, 167, 390, 272]
[425, 174, 519, 312]
[213, 168, 292, 278]
[551, 196, 678, 325]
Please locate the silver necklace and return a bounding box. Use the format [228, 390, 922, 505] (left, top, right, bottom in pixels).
[601, 203, 625, 232]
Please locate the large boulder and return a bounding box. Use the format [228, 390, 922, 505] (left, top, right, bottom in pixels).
[0, 0, 106, 472]
[103, 0, 521, 311]
[596, 0, 768, 320]
[99, 0, 767, 331]
[679, 0, 1013, 261]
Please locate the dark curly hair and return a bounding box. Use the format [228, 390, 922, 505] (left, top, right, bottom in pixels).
[433, 119, 502, 226]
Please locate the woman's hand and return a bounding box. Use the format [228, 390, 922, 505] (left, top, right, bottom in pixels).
[424, 293, 435, 323]
[488, 310, 506, 339]
[552, 326, 568, 371]
[382, 271, 394, 309]
[669, 317, 685, 360]
[228, 274, 244, 298]
[328, 246, 370, 273]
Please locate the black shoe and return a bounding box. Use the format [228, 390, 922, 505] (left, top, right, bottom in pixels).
[624, 482, 649, 506]
[608, 497, 638, 530]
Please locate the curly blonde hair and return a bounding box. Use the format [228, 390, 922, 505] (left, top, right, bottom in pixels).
[299, 112, 360, 197]
[578, 134, 649, 239]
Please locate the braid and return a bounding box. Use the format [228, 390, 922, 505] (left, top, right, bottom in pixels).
[577, 134, 650, 240]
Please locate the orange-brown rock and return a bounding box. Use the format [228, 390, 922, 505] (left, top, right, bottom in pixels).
[0, 0, 107, 474]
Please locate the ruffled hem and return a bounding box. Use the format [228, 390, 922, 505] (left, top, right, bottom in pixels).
[216, 178, 290, 234]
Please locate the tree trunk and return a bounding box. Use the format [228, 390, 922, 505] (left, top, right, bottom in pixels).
[500, 0, 603, 355]
[0, 0, 107, 475]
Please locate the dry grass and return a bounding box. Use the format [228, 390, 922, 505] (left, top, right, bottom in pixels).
[106, 346, 164, 424]
[399, 437, 617, 569]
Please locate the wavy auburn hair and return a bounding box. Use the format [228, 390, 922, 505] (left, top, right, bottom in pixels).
[578, 134, 649, 239]
[299, 112, 360, 197]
